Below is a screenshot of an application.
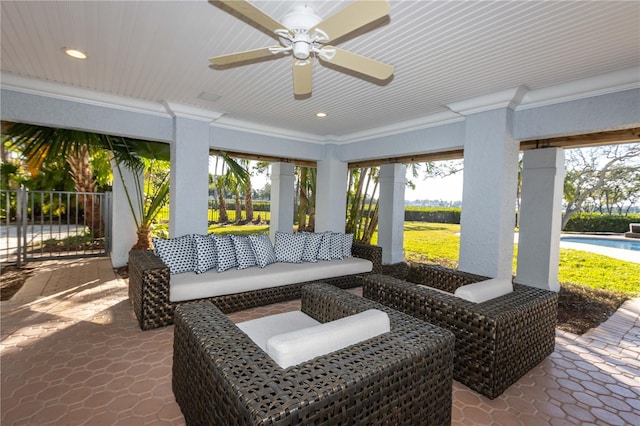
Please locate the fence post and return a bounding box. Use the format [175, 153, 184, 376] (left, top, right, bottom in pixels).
[104, 192, 112, 254]
[16, 187, 25, 266]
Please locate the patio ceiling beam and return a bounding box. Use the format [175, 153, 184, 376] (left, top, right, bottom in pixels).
[348, 149, 464, 169]
[520, 127, 640, 150]
[209, 149, 317, 168]
[349, 128, 639, 169]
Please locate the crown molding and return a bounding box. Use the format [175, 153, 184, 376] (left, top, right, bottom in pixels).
[335, 111, 465, 144]
[162, 101, 224, 122]
[517, 67, 640, 110]
[446, 85, 529, 116]
[0, 73, 168, 117]
[3, 68, 638, 145]
[212, 116, 327, 144]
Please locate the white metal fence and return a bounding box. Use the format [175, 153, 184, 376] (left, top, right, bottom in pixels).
[0, 188, 111, 265]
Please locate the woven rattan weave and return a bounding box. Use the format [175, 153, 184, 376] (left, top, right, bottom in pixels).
[362, 265, 558, 399]
[173, 282, 455, 425]
[128, 243, 382, 330]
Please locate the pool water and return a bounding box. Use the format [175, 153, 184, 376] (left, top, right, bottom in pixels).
[561, 237, 640, 252]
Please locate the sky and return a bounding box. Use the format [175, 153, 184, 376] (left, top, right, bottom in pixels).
[212, 159, 465, 203]
[404, 170, 464, 202]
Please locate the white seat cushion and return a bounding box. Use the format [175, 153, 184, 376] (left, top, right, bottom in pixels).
[265, 309, 390, 368]
[169, 257, 373, 302]
[237, 311, 320, 352]
[454, 278, 513, 303]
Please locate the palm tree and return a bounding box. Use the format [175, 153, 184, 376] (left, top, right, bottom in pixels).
[209, 152, 250, 223]
[107, 136, 171, 249]
[296, 166, 316, 231]
[346, 167, 379, 243]
[4, 122, 111, 237]
[241, 159, 254, 222]
[4, 122, 171, 249]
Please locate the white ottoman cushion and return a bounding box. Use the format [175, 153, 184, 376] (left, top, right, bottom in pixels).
[454, 278, 513, 303]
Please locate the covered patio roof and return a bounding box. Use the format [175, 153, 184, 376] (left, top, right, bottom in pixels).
[1, 1, 639, 289]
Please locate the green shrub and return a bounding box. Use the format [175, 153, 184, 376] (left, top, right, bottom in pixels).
[252, 201, 270, 212]
[564, 213, 640, 233]
[404, 206, 461, 224]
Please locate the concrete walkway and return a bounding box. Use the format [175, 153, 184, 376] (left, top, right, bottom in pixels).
[1, 257, 639, 425]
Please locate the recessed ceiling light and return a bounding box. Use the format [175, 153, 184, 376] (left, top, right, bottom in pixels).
[64, 48, 87, 59]
[316, 112, 327, 118]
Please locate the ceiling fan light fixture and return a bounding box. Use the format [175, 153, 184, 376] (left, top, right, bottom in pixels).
[293, 41, 311, 60]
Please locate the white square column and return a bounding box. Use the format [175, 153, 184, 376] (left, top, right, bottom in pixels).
[378, 163, 406, 264]
[169, 116, 210, 237]
[315, 144, 348, 232]
[110, 159, 142, 267]
[270, 162, 295, 239]
[458, 108, 520, 279]
[515, 148, 565, 292]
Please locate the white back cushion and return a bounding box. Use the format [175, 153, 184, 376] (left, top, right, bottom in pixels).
[265, 309, 390, 368]
[454, 278, 513, 303]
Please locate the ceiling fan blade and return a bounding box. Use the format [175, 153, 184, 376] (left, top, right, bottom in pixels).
[310, 0, 390, 43]
[293, 60, 313, 96]
[319, 46, 394, 81]
[214, 0, 285, 34]
[209, 46, 281, 66]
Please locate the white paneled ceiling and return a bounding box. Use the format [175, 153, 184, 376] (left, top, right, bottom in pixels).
[1, 0, 639, 140]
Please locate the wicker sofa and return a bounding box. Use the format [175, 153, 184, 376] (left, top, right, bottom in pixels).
[128, 243, 381, 330]
[362, 264, 558, 399]
[173, 282, 455, 425]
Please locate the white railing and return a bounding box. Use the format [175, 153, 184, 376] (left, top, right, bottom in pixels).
[0, 188, 111, 265]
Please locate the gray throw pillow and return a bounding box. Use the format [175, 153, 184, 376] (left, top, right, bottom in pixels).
[152, 234, 195, 274]
[193, 234, 217, 274]
[301, 232, 323, 262]
[274, 231, 306, 263]
[248, 233, 277, 268]
[213, 234, 238, 272]
[231, 235, 257, 270]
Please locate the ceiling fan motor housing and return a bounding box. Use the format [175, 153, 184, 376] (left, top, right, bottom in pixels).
[280, 5, 323, 60]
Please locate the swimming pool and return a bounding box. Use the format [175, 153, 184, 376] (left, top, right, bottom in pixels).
[560, 237, 640, 252]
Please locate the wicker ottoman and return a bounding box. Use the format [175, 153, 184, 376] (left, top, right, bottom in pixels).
[173, 282, 455, 425]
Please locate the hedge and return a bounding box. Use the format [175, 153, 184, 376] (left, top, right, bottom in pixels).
[404, 206, 461, 224]
[209, 200, 271, 211]
[563, 213, 640, 233]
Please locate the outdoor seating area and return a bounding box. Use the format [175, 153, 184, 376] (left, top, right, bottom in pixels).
[362, 269, 559, 399]
[128, 242, 382, 330]
[173, 283, 454, 425]
[1, 257, 639, 425]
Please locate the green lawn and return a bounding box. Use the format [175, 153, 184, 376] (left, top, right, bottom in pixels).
[164, 221, 638, 297]
[373, 221, 639, 297]
[207, 224, 269, 236]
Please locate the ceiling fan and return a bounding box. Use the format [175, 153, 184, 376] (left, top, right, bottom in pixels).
[209, 0, 394, 97]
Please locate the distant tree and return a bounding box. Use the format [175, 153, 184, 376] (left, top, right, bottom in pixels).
[241, 159, 253, 222]
[562, 143, 640, 229]
[346, 160, 464, 244]
[209, 152, 250, 223]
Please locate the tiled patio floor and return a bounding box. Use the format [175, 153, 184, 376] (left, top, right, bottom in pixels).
[1, 257, 639, 425]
